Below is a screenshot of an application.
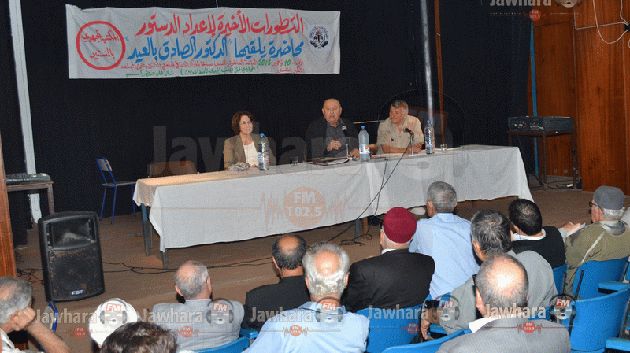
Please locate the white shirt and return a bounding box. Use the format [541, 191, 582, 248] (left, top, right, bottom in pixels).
[243, 142, 258, 167]
[511, 229, 547, 241]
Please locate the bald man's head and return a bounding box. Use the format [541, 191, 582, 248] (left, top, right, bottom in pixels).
[272, 234, 307, 270]
[475, 254, 528, 316]
[174, 260, 211, 300]
[302, 243, 350, 301]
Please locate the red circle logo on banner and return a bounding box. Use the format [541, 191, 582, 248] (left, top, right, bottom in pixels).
[76, 21, 126, 70]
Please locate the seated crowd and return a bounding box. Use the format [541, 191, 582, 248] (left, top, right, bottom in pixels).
[1, 182, 629, 353]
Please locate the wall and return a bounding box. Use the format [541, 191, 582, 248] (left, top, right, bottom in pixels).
[534, 0, 630, 192]
[1, 1, 531, 214]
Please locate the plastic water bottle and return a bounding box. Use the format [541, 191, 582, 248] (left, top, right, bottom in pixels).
[258, 133, 270, 170]
[424, 120, 435, 155]
[358, 126, 370, 162]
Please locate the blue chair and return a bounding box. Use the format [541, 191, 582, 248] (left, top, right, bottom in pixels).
[573, 258, 626, 299]
[605, 299, 630, 351]
[195, 337, 249, 353]
[381, 329, 469, 353]
[569, 288, 630, 352]
[553, 264, 567, 294]
[238, 327, 258, 341]
[599, 257, 630, 292]
[607, 337, 630, 351]
[96, 157, 136, 223]
[357, 306, 423, 353]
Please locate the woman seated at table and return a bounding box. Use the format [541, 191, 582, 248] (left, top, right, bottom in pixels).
[223, 111, 276, 169]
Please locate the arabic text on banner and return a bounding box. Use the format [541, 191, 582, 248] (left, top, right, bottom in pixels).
[66, 5, 340, 79]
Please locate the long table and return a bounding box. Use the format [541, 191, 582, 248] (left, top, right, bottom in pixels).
[133, 145, 532, 257]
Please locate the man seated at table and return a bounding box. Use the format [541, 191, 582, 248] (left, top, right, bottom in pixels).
[245, 243, 369, 353]
[508, 199, 565, 268]
[343, 207, 434, 312]
[242, 234, 309, 330]
[305, 98, 360, 160]
[376, 100, 424, 154]
[152, 260, 244, 351]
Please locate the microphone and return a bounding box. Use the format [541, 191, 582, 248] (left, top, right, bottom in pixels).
[404, 128, 414, 136]
[341, 120, 349, 137]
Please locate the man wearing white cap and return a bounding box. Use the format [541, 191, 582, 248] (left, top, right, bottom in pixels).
[564, 185, 630, 294]
[89, 298, 139, 348]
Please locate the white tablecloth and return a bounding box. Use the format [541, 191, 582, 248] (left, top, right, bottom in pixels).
[133, 145, 532, 251]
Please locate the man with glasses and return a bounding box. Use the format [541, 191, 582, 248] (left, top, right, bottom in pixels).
[0, 277, 69, 353]
[421, 210, 556, 338]
[376, 100, 424, 154]
[564, 185, 630, 295]
[437, 255, 570, 353]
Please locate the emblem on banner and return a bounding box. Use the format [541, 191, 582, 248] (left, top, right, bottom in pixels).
[309, 26, 329, 49]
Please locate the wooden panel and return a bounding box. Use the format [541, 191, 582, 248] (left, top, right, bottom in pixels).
[533, 10, 576, 176]
[574, 25, 627, 191]
[625, 31, 630, 192]
[574, 0, 626, 28]
[0, 133, 16, 276]
[533, 2, 573, 27]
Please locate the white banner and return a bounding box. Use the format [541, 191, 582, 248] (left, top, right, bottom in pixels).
[66, 5, 340, 78]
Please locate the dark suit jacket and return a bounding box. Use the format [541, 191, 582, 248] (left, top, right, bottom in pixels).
[512, 226, 566, 268]
[305, 117, 359, 160]
[223, 134, 276, 169]
[342, 249, 435, 312]
[438, 318, 570, 353]
[242, 275, 310, 330]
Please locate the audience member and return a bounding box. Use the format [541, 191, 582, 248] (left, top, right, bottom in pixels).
[564, 185, 630, 294]
[376, 100, 424, 154]
[437, 254, 570, 353]
[89, 298, 139, 347]
[305, 98, 359, 160]
[100, 321, 177, 353]
[152, 260, 244, 351]
[242, 234, 309, 330]
[245, 243, 369, 353]
[343, 207, 434, 311]
[223, 111, 276, 169]
[409, 181, 479, 297]
[508, 199, 566, 268]
[0, 277, 69, 353]
[422, 210, 556, 336]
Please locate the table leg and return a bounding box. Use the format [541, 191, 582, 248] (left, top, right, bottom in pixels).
[541, 135, 547, 187]
[161, 250, 169, 269]
[46, 185, 55, 214]
[354, 219, 361, 238]
[142, 205, 151, 256]
[571, 132, 578, 189]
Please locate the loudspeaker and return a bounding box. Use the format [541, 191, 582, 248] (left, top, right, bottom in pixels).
[38, 211, 105, 301]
